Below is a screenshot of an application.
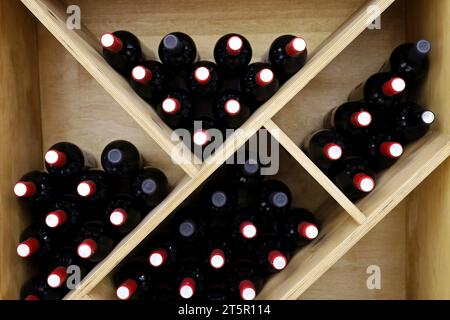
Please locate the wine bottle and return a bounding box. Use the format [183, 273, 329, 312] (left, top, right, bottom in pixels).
[214, 33, 252, 76]
[101, 31, 143, 77]
[256, 233, 290, 273]
[130, 60, 166, 104]
[241, 62, 279, 104]
[331, 157, 376, 200]
[45, 247, 91, 289]
[190, 116, 219, 150]
[268, 35, 307, 82]
[363, 133, 404, 170]
[132, 167, 169, 207]
[229, 258, 263, 301]
[20, 276, 65, 300]
[158, 32, 198, 72]
[231, 208, 262, 248]
[302, 129, 346, 171]
[381, 40, 431, 84]
[76, 169, 109, 202]
[176, 256, 204, 300]
[14, 171, 55, 206]
[174, 207, 206, 244]
[232, 152, 264, 187]
[106, 195, 144, 235]
[114, 258, 152, 300]
[44, 198, 83, 231]
[324, 102, 373, 137]
[348, 72, 406, 110]
[16, 224, 55, 259]
[204, 229, 231, 270]
[45, 142, 96, 177]
[213, 90, 251, 129]
[391, 101, 435, 143]
[201, 180, 239, 215]
[256, 180, 292, 215]
[75, 221, 116, 262]
[277, 208, 319, 249]
[147, 232, 178, 269]
[156, 89, 193, 129]
[101, 140, 142, 176]
[186, 61, 221, 96]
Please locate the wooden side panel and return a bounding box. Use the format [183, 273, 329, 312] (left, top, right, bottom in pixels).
[405, 0, 450, 300]
[0, 0, 42, 299]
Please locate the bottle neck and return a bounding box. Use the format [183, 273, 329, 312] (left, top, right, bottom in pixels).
[407, 40, 431, 65]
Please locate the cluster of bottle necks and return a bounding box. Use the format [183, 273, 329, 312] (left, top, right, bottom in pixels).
[15, 140, 169, 300]
[101, 31, 308, 150]
[112, 159, 319, 301]
[302, 40, 435, 200]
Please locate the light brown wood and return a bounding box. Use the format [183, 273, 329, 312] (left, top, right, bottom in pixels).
[405, 0, 450, 300]
[264, 120, 367, 224]
[0, 0, 42, 299]
[11, 0, 450, 301]
[20, 0, 201, 177]
[300, 203, 406, 300]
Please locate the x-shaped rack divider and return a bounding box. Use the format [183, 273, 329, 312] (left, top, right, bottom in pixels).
[22, 0, 450, 300]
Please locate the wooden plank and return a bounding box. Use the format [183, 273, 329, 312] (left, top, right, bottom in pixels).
[358, 132, 450, 217]
[405, 0, 450, 300]
[20, 0, 201, 177]
[0, 0, 42, 299]
[264, 120, 366, 224]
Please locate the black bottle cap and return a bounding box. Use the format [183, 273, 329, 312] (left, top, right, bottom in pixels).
[141, 178, 157, 195]
[243, 161, 259, 175]
[163, 34, 180, 51]
[211, 191, 227, 208]
[107, 148, 123, 164]
[269, 191, 289, 208]
[179, 219, 197, 238]
[416, 40, 431, 55]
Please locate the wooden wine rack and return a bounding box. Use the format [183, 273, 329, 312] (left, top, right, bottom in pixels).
[1, 0, 449, 300]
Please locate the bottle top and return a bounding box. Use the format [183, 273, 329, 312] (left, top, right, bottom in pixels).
[285, 37, 307, 57]
[45, 150, 68, 167]
[226, 36, 244, 56]
[45, 210, 68, 228]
